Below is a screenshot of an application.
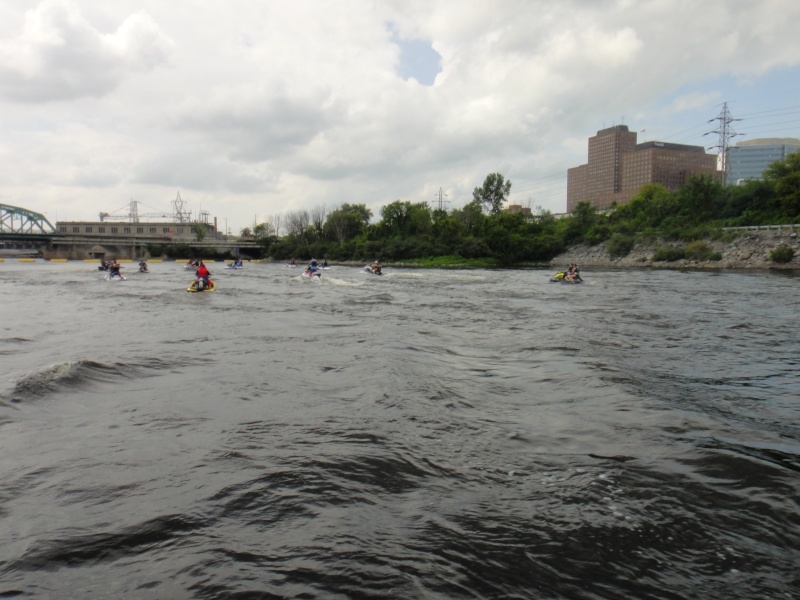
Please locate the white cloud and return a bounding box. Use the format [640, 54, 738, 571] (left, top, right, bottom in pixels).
[0, 0, 173, 102]
[1, 0, 800, 230]
[669, 92, 723, 115]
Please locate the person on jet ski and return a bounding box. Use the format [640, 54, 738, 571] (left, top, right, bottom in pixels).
[564, 263, 580, 282]
[108, 260, 122, 278]
[195, 261, 212, 287]
[308, 258, 319, 275]
[370, 260, 382, 274]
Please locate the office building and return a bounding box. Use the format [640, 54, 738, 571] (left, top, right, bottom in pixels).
[567, 125, 719, 212]
[727, 138, 800, 184]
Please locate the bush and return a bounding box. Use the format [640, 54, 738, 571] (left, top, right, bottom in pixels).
[769, 246, 795, 263]
[684, 241, 722, 261]
[605, 233, 635, 258]
[457, 238, 491, 259]
[652, 246, 685, 262]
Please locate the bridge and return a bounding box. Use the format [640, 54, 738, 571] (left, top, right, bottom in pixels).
[1, 203, 261, 259]
[0, 203, 55, 235]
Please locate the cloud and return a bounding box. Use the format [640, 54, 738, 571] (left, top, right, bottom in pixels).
[1, 0, 800, 229]
[669, 92, 723, 115]
[0, 0, 173, 102]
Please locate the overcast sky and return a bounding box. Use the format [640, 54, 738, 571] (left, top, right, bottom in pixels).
[2, 0, 800, 233]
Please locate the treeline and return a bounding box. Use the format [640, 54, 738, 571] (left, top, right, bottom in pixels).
[252, 152, 800, 265]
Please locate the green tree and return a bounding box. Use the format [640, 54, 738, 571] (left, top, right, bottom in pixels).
[191, 223, 207, 242]
[325, 203, 372, 244]
[473, 173, 512, 215]
[454, 200, 486, 237]
[253, 223, 271, 240]
[673, 175, 725, 224]
[764, 152, 800, 218]
[379, 201, 432, 238]
[431, 209, 462, 248]
[561, 201, 598, 245]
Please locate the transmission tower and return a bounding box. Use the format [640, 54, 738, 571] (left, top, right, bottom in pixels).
[172, 191, 192, 223]
[704, 102, 744, 185]
[434, 187, 450, 210]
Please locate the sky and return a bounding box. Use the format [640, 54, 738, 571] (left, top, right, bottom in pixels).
[2, 0, 800, 234]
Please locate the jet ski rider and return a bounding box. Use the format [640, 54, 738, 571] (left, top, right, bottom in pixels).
[195, 261, 211, 286]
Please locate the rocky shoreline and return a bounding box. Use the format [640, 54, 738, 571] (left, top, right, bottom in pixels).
[548, 228, 800, 271]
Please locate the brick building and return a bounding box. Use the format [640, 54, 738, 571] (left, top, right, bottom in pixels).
[567, 125, 719, 212]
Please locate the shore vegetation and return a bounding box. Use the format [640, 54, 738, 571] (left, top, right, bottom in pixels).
[252, 155, 800, 266]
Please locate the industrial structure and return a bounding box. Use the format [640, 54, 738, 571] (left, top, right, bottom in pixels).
[1, 193, 259, 259]
[57, 192, 217, 241]
[567, 125, 719, 212]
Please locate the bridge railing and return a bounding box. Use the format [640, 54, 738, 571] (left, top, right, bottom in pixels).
[722, 224, 800, 232]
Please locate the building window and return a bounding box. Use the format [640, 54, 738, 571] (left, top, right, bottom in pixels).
[85, 227, 92, 233]
[72, 226, 80, 233]
[111, 227, 118, 234]
[98, 227, 105, 233]
[59, 226, 66, 232]
[123, 227, 131, 234]
[137, 227, 144, 234]
[162, 228, 169, 234]
[149, 227, 156, 234]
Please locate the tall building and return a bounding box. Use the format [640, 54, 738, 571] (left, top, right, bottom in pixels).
[727, 138, 800, 184]
[567, 125, 719, 212]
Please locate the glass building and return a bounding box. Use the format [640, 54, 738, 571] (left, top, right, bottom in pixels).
[727, 138, 800, 185]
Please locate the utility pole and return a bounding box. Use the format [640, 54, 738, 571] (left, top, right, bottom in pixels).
[704, 102, 744, 185]
[434, 187, 450, 211]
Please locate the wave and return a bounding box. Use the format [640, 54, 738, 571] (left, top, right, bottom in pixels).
[7, 514, 204, 573]
[0, 337, 33, 356]
[2, 357, 189, 402]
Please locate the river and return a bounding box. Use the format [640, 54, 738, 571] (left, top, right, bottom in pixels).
[1, 260, 798, 599]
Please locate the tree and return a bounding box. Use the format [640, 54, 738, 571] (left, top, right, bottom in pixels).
[454, 200, 486, 236]
[325, 203, 372, 244]
[473, 172, 512, 215]
[191, 223, 207, 242]
[309, 204, 328, 240]
[285, 210, 311, 238]
[252, 223, 270, 240]
[380, 200, 413, 237]
[764, 152, 800, 218]
[674, 175, 725, 224]
[267, 213, 283, 237]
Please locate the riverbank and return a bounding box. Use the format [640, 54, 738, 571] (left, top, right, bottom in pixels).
[548, 229, 799, 271]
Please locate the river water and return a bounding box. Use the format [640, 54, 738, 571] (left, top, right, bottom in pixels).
[1, 260, 798, 599]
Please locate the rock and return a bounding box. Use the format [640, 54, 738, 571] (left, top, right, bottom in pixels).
[549, 228, 799, 270]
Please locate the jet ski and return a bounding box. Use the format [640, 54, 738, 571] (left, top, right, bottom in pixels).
[187, 279, 216, 292]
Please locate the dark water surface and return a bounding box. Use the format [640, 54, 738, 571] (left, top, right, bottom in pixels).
[1, 261, 798, 599]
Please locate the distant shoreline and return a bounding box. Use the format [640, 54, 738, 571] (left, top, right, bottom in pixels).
[547, 229, 799, 271]
[3, 228, 798, 271]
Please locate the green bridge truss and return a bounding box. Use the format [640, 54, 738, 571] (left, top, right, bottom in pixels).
[0, 204, 55, 234]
